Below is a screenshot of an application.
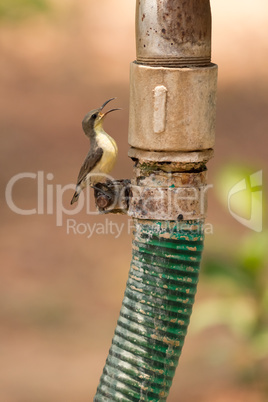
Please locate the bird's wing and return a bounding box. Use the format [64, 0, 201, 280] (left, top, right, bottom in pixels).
[76, 147, 103, 185]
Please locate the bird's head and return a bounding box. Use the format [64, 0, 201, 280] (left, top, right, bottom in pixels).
[82, 98, 120, 136]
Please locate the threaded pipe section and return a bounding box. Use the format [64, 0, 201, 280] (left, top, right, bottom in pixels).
[136, 56, 211, 68]
[94, 219, 204, 401]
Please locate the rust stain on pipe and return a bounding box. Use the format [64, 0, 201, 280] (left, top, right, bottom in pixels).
[158, 0, 211, 46]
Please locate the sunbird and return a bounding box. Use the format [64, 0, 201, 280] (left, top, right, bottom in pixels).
[70, 98, 120, 205]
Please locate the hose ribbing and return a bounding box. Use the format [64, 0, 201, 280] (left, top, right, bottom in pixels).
[94, 219, 204, 401]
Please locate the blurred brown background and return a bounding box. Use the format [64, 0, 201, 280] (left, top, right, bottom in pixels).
[0, 0, 268, 401]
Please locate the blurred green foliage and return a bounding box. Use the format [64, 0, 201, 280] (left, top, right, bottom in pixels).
[193, 163, 268, 388]
[198, 232, 268, 388]
[201, 230, 268, 337]
[0, 0, 51, 22]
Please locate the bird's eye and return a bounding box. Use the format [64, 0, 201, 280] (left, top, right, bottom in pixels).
[92, 113, 97, 119]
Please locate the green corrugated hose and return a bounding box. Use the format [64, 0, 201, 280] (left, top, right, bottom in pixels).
[94, 219, 204, 401]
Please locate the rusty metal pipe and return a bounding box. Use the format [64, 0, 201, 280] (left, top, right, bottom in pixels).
[136, 0, 212, 67]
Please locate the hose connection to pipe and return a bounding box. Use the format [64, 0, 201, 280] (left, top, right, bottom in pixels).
[94, 0, 217, 400]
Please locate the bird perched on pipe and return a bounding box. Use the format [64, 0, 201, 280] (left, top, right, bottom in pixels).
[70, 98, 120, 205]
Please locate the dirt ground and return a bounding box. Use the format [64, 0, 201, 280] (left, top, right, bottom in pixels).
[0, 1, 268, 401]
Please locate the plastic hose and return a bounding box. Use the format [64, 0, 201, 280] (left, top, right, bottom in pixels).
[94, 219, 204, 401]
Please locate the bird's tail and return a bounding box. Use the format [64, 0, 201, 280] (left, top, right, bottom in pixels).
[70, 190, 80, 205]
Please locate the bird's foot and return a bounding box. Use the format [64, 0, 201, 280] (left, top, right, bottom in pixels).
[91, 183, 112, 200]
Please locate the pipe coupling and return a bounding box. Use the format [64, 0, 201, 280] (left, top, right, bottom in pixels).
[128, 169, 208, 221]
[128, 62, 218, 152]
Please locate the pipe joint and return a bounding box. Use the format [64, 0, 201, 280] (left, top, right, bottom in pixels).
[128, 62, 217, 153]
[129, 167, 207, 221]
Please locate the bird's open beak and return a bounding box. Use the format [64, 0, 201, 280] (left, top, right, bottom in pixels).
[100, 97, 116, 111]
[101, 108, 122, 118]
[97, 98, 121, 122]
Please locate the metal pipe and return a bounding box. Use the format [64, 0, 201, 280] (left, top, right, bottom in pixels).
[94, 0, 217, 400]
[136, 0, 212, 67]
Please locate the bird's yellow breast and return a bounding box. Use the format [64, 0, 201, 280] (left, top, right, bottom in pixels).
[90, 128, 118, 183]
